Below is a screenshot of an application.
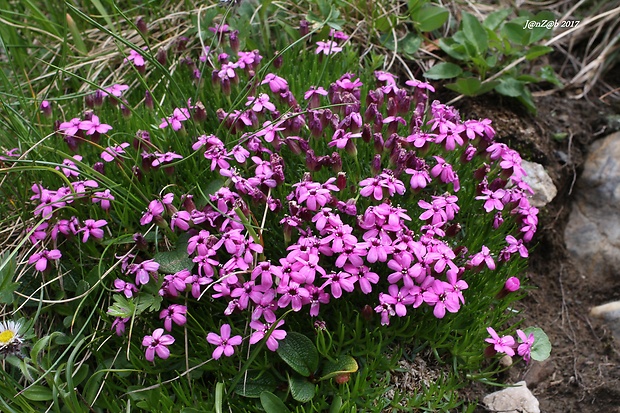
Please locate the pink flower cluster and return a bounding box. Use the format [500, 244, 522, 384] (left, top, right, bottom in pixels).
[485, 327, 535, 363]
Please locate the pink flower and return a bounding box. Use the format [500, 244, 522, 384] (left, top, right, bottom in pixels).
[159, 108, 190, 131]
[516, 329, 534, 363]
[315, 40, 343, 55]
[101, 143, 130, 162]
[103, 84, 129, 98]
[249, 320, 287, 351]
[140, 199, 165, 225]
[504, 277, 521, 292]
[56, 155, 82, 177]
[485, 327, 516, 356]
[28, 249, 62, 271]
[128, 259, 160, 286]
[80, 219, 107, 242]
[113, 279, 138, 298]
[58, 118, 82, 136]
[207, 324, 243, 359]
[245, 94, 276, 113]
[79, 115, 112, 135]
[124, 48, 146, 67]
[469, 246, 496, 270]
[159, 304, 187, 331]
[260, 73, 288, 94]
[142, 328, 175, 361]
[92, 189, 114, 211]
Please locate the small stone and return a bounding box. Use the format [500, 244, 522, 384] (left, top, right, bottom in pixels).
[521, 160, 557, 207]
[483, 381, 540, 413]
[499, 354, 513, 367]
[523, 360, 554, 388]
[590, 301, 620, 339]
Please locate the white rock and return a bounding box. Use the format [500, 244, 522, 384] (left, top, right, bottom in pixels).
[521, 160, 557, 207]
[483, 381, 540, 413]
[590, 301, 620, 339]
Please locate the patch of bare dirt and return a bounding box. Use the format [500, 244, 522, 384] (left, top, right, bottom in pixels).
[453, 92, 620, 412]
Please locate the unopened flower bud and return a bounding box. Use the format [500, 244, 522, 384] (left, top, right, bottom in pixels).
[497, 277, 521, 299]
[371, 154, 381, 175]
[361, 304, 374, 321]
[136, 16, 148, 35]
[387, 96, 397, 117]
[336, 172, 347, 190]
[331, 152, 343, 173]
[193, 101, 207, 122]
[120, 101, 131, 118]
[156, 48, 167, 65]
[132, 165, 143, 181]
[93, 162, 105, 175]
[273, 52, 283, 69]
[133, 232, 148, 250]
[299, 19, 309, 37]
[40, 100, 52, 117]
[93, 90, 105, 107]
[229, 30, 239, 53]
[175, 36, 189, 52]
[144, 90, 154, 110]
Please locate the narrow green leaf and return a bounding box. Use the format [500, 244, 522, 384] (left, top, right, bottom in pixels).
[412, 5, 449, 32]
[461, 11, 488, 54]
[289, 375, 316, 403]
[525, 45, 553, 60]
[66, 13, 88, 55]
[259, 391, 291, 413]
[276, 332, 319, 377]
[423, 62, 463, 80]
[319, 355, 358, 381]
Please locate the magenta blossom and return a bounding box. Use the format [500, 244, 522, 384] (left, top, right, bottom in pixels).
[101, 143, 130, 162]
[142, 328, 175, 361]
[103, 84, 129, 98]
[207, 324, 243, 359]
[56, 155, 82, 177]
[159, 107, 190, 131]
[79, 219, 107, 242]
[315, 40, 343, 55]
[516, 329, 535, 363]
[159, 304, 187, 331]
[79, 115, 112, 135]
[249, 319, 287, 351]
[485, 327, 516, 356]
[92, 189, 115, 211]
[28, 249, 62, 272]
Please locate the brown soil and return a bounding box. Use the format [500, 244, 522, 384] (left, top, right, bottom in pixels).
[452, 91, 620, 412]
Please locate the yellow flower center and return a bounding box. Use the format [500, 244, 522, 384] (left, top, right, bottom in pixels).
[0, 330, 15, 344]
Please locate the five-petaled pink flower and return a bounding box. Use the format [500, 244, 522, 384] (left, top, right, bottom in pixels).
[485, 327, 516, 356]
[79, 115, 112, 135]
[249, 319, 287, 351]
[28, 249, 62, 272]
[80, 219, 107, 242]
[142, 328, 175, 361]
[206, 324, 243, 359]
[159, 304, 187, 331]
[315, 40, 343, 55]
[516, 329, 535, 363]
[159, 108, 191, 131]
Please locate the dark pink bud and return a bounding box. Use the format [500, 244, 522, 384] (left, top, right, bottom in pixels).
[134, 233, 148, 250]
[336, 172, 347, 189]
[229, 30, 239, 53]
[371, 154, 381, 175]
[175, 36, 189, 52]
[136, 16, 148, 35]
[361, 124, 372, 143]
[144, 90, 154, 110]
[373, 133, 384, 154]
[505, 277, 520, 292]
[193, 101, 207, 122]
[40, 100, 52, 117]
[93, 90, 105, 107]
[273, 53, 283, 69]
[156, 48, 167, 65]
[364, 103, 378, 122]
[299, 20, 309, 37]
[474, 163, 490, 181]
[331, 152, 343, 173]
[93, 162, 105, 175]
[120, 101, 131, 118]
[386, 97, 397, 117]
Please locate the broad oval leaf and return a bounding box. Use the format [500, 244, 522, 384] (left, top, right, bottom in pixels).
[153, 248, 194, 274]
[423, 62, 463, 80]
[260, 391, 291, 413]
[495, 78, 525, 97]
[289, 375, 316, 402]
[524, 327, 551, 361]
[461, 11, 488, 55]
[445, 77, 482, 96]
[319, 355, 358, 381]
[412, 4, 449, 32]
[484, 8, 512, 31]
[235, 371, 278, 398]
[276, 332, 319, 377]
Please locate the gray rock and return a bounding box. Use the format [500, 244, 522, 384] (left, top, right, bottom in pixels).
[521, 160, 557, 207]
[483, 381, 540, 413]
[565, 131, 620, 280]
[590, 301, 620, 339]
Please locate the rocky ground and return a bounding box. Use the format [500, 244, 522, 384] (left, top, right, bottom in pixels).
[453, 91, 620, 412]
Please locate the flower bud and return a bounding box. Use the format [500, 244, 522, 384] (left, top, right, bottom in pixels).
[229, 30, 239, 53]
[133, 232, 148, 250]
[93, 162, 105, 175]
[273, 52, 283, 69]
[40, 100, 52, 117]
[144, 90, 154, 110]
[336, 172, 347, 190]
[136, 16, 148, 35]
[331, 152, 343, 173]
[156, 48, 168, 65]
[371, 154, 381, 175]
[193, 101, 207, 122]
[120, 101, 131, 118]
[299, 19, 309, 37]
[497, 277, 521, 299]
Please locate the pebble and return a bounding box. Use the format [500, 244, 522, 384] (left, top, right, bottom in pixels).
[483, 381, 540, 413]
[521, 160, 557, 207]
